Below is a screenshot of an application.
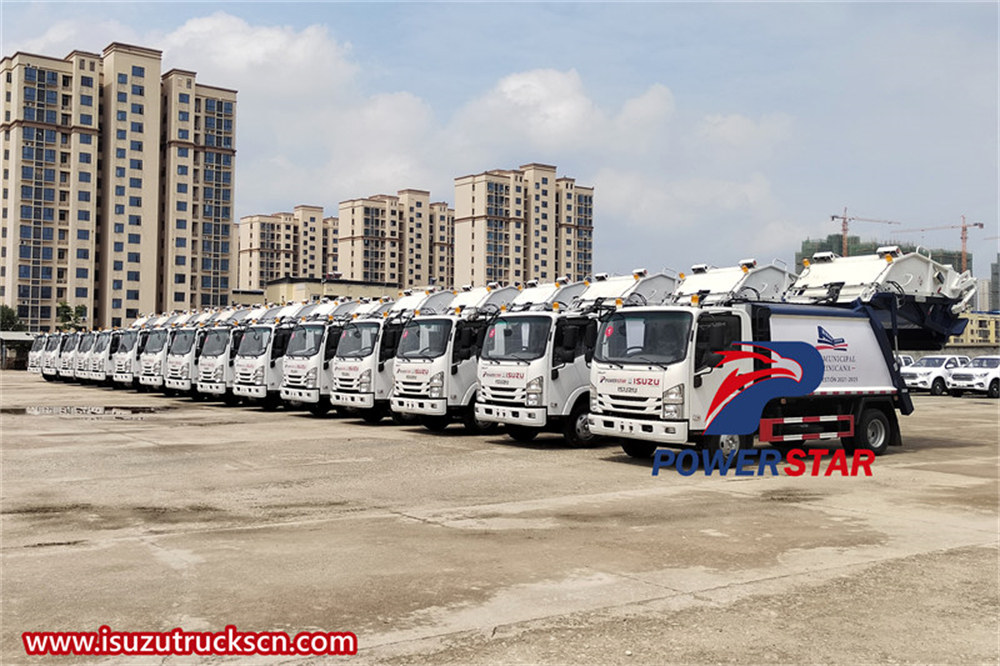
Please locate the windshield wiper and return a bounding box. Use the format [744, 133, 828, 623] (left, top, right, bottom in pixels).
[628, 355, 672, 369]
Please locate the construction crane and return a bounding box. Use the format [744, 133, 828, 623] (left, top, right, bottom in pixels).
[830, 208, 903, 256]
[895, 215, 984, 272]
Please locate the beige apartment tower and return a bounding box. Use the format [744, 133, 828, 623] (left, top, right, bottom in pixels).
[237, 205, 338, 290]
[453, 163, 593, 287]
[1, 42, 237, 331]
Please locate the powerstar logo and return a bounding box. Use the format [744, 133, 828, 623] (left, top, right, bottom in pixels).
[703, 341, 824, 436]
[816, 326, 849, 351]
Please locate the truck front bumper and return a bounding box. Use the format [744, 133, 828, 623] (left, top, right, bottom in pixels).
[281, 387, 320, 403]
[391, 396, 447, 416]
[165, 378, 192, 391]
[234, 384, 267, 399]
[330, 391, 375, 409]
[138, 375, 163, 388]
[42, 367, 58, 376]
[113, 372, 134, 384]
[197, 381, 227, 396]
[475, 403, 547, 427]
[588, 414, 689, 444]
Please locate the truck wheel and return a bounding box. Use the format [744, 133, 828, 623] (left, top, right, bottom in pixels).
[562, 401, 597, 446]
[361, 408, 384, 424]
[463, 404, 498, 434]
[421, 415, 451, 432]
[621, 441, 657, 459]
[506, 425, 540, 442]
[392, 411, 419, 425]
[309, 401, 331, 417]
[702, 434, 749, 456]
[223, 390, 240, 407]
[948, 389, 963, 398]
[930, 378, 946, 396]
[989, 380, 1000, 399]
[854, 408, 891, 456]
[262, 392, 281, 411]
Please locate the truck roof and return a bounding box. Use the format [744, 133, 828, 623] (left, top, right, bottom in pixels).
[673, 260, 796, 305]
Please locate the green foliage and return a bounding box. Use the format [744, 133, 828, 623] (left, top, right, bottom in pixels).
[0, 304, 27, 331]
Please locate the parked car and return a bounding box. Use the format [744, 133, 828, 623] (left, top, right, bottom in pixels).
[895, 354, 914, 367]
[900, 355, 970, 395]
[946, 355, 1000, 398]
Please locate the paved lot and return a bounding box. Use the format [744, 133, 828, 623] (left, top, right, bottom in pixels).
[1, 370, 997, 664]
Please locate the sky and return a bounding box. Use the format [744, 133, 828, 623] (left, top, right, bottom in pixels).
[2, 1, 997, 277]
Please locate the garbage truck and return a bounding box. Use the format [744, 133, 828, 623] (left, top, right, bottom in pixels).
[330, 289, 455, 423]
[138, 313, 192, 391]
[476, 270, 678, 445]
[89, 329, 122, 384]
[589, 249, 976, 458]
[112, 315, 156, 389]
[164, 310, 224, 396]
[280, 299, 370, 415]
[195, 306, 263, 404]
[232, 302, 308, 409]
[390, 283, 522, 432]
[41, 332, 63, 380]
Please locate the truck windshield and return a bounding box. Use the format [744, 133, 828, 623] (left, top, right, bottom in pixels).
[170, 330, 196, 355]
[94, 334, 110, 352]
[238, 327, 272, 357]
[78, 334, 95, 352]
[912, 357, 945, 368]
[337, 322, 381, 358]
[46, 336, 61, 351]
[62, 336, 78, 352]
[398, 319, 452, 359]
[31, 337, 46, 351]
[200, 329, 230, 357]
[286, 324, 326, 357]
[970, 357, 1000, 368]
[118, 331, 137, 354]
[595, 311, 692, 366]
[481, 316, 551, 361]
[144, 330, 169, 354]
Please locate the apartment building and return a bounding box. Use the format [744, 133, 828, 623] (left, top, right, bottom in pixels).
[453, 163, 593, 287]
[237, 205, 337, 290]
[0, 42, 237, 331]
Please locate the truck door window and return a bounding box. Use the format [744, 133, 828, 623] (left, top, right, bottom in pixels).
[694, 314, 741, 369]
[324, 327, 341, 361]
[271, 329, 291, 358]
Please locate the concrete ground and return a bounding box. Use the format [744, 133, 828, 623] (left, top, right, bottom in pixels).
[1, 370, 997, 665]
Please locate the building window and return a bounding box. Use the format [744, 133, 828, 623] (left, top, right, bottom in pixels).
[179, 93, 190, 104]
[131, 84, 144, 96]
[131, 65, 145, 78]
[117, 73, 127, 84]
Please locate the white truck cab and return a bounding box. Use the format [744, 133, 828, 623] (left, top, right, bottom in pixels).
[232, 303, 307, 409]
[89, 330, 121, 384]
[900, 355, 970, 395]
[195, 307, 262, 403]
[74, 331, 96, 381]
[164, 310, 225, 396]
[331, 290, 454, 423]
[113, 316, 157, 389]
[391, 284, 523, 432]
[476, 270, 677, 445]
[138, 313, 192, 390]
[27, 334, 47, 374]
[57, 331, 80, 379]
[41, 332, 63, 380]
[281, 299, 364, 415]
[946, 355, 1000, 398]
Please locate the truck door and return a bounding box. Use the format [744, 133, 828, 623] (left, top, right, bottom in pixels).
[688, 312, 750, 433]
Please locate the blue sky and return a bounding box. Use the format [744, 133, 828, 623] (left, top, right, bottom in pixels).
[3, 2, 997, 276]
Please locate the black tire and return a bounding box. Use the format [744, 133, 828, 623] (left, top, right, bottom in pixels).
[391, 411, 419, 425]
[463, 403, 498, 435]
[989, 380, 1000, 400]
[948, 389, 963, 398]
[421, 415, 451, 432]
[702, 433, 750, 456]
[223, 390, 241, 407]
[621, 441, 657, 459]
[261, 392, 281, 411]
[163, 388, 176, 397]
[853, 408, 892, 456]
[930, 378, 946, 396]
[309, 400, 331, 417]
[506, 425, 540, 442]
[42, 373, 57, 382]
[361, 408, 384, 424]
[562, 401, 597, 446]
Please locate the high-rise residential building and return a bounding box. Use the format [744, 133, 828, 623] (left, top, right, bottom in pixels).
[453, 163, 594, 287]
[336, 190, 455, 288]
[237, 205, 337, 290]
[1, 42, 237, 331]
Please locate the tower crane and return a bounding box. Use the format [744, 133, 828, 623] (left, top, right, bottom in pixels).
[830, 208, 902, 256]
[895, 215, 984, 272]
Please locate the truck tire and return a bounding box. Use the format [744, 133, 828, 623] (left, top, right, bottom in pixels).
[392, 411, 419, 425]
[850, 408, 891, 456]
[361, 407, 385, 424]
[930, 378, 946, 396]
[948, 389, 963, 397]
[562, 401, 598, 446]
[309, 401, 331, 417]
[506, 425, 540, 442]
[223, 390, 240, 407]
[621, 441, 657, 459]
[421, 415, 451, 432]
[463, 404, 498, 435]
[702, 434, 749, 456]
[989, 380, 1000, 399]
[262, 392, 281, 411]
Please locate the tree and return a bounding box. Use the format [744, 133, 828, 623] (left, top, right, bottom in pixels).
[0, 305, 27, 331]
[56, 302, 87, 330]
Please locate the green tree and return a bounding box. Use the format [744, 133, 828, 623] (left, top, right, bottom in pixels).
[56, 302, 87, 330]
[0, 304, 27, 331]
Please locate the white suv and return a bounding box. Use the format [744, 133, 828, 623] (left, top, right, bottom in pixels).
[900, 355, 970, 396]
[946, 355, 1000, 398]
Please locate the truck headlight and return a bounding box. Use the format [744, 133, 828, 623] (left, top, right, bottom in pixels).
[662, 384, 683, 419]
[359, 368, 372, 393]
[526, 376, 543, 407]
[252, 366, 264, 385]
[429, 371, 444, 399]
[213, 366, 224, 381]
[180, 365, 190, 379]
[589, 383, 599, 412]
[305, 367, 318, 388]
